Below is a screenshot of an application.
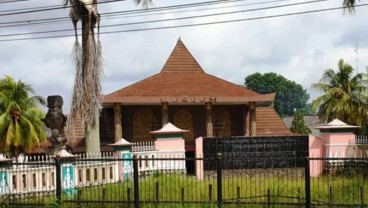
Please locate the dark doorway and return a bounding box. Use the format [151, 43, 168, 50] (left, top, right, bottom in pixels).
[185, 151, 195, 175]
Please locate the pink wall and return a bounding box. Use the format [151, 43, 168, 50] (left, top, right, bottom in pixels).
[309, 135, 325, 177]
[309, 132, 356, 177]
[155, 138, 185, 151]
[322, 133, 355, 157]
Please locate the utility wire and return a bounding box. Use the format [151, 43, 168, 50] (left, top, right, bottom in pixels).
[0, 0, 248, 26]
[0, 0, 290, 28]
[1, 3, 367, 42]
[0, 0, 36, 4]
[0, 0, 240, 16]
[0, 0, 328, 37]
[0, 0, 129, 16]
[0, 0, 319, 29]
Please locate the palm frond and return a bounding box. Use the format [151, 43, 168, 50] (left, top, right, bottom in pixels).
[0, 75, 46, 156]
[0, 113, 10, 142]
[133, 0, 153, 8]
[311, 58, 368, 125]
[5, 122, 14, 151]
[343, 0, 357, 15]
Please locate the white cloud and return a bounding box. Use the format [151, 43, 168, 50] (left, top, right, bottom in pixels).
[1, 0, 367, 110]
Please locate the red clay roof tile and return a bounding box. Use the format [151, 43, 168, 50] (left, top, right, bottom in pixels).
[254, 107, 295, 136]
[103, 39, 275, 105]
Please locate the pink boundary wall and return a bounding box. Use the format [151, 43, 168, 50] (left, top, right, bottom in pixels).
[309, 135, 325, 177]
[195, 132, 357, 179]
[309, 132, 356, 177]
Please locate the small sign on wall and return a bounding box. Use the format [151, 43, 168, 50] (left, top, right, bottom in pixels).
[122, 152, 133, 180]
[62, 165, 77, 197]
[0, 171, 9, 195]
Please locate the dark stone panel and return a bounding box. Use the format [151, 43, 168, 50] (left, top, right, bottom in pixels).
[203, 136, 309, 170]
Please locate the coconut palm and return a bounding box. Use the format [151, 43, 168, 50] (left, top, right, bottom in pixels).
[312, 59, 368, 126]
[63, 0, 151, 152]
[0, 76, 46, 158]
[343, 0, 358, 14]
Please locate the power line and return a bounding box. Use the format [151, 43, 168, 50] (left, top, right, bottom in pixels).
[2, 3, 367, 42]
[103, 0, 292, 19]
[0, 0, 128, 16]
[0, 0, 247, 27]
[0, 0, 240, 16]
[0, 0, 248, 27]
[0, 0, 327, 38]
[0, 0, 36, 4]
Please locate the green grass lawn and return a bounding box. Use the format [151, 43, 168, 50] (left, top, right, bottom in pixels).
[4, 170, 368, 208]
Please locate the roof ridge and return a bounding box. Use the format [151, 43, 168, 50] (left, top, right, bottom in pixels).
[160, 38, 205, 73]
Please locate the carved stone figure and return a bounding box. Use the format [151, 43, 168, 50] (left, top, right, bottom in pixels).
[43, 96, 67, 133]
[42, 96, 69, 155]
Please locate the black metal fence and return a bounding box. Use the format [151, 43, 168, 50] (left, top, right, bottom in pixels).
[1, 156, 368, 207]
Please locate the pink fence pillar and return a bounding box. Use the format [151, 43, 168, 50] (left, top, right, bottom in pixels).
[151, 122, 187, 154]
[195, 137, 204, 180]
[309, 119, 360, 177]
[309, 135, 325, 177]
[110, 138, 133, 182]
[316, 119, 359, 158]
[150, 122, 187, 171]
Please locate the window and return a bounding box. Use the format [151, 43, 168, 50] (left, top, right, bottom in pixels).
[12, 175, 17, 190]
[51, 172, 54, 186]
[22, 174, 26, 189]
[152, 155, 155, 167]
[42, 173, 46, 187]
[139, 156, 142, 168]
[86, 169, 91, 182]
[94, 168, 98, 181]
[78, 169, 82, 183]
[145, 155, 149, 167]
[110, 167, 113, 179]
[102, 167, 106, 180]
[32, 173, 36, 188]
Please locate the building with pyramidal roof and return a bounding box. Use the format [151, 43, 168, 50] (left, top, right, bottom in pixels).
[80, 39, 292, 152]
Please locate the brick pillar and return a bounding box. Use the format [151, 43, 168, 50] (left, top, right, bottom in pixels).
[161, 102, 169, 126]
[249, 102, 256, 136]
[114, 103, 122, 142]
[206, 102, 213, 137]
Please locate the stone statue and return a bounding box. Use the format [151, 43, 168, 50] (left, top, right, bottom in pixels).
[42, 95, 69, 155]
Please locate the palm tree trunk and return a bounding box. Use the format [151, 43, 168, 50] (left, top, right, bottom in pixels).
[81, 7, 101, 153]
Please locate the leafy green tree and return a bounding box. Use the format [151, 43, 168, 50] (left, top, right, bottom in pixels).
[300, 103, 317, 116]
[290, 110, 312, 134]
[0, 76, 46, 157]
[244, 72, 309, 116]
[312, 59, 368, 127]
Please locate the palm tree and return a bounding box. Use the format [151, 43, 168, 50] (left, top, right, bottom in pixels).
[343, 0, 358, 14]
[63, 0, 151, 153]
[0, 76, 46, 158]
[312, 59, 368, 126]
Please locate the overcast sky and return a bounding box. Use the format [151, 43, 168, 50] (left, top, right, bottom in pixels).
[1, 0, 367, 112]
